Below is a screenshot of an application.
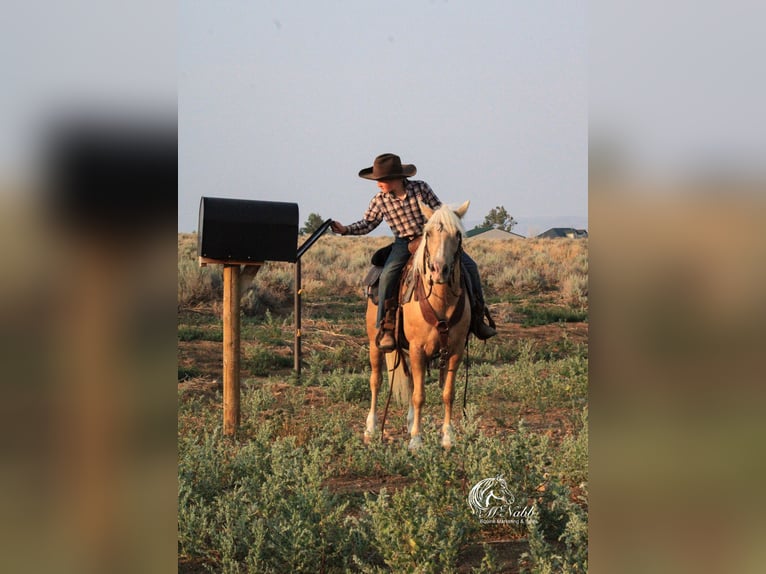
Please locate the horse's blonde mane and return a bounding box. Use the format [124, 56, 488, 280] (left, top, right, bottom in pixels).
[414, 205, 466, 276]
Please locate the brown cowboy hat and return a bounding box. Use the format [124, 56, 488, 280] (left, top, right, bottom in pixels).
[358, 153, 417, 180]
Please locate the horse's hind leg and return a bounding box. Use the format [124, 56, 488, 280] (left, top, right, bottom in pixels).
[365, 302, 382, 443]
[408, 349, 427, 451]
[366, 346, 383, 443]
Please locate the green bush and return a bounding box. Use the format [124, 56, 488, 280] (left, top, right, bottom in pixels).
[352, 435, 478, 573]
[246, 347, 293, 376]
[178, 432, 354, 572]
[178, 258, 222, 306]
[520, 481, 588, 573]
[556, 407, 589, 486]
[518, 304, 588, 327]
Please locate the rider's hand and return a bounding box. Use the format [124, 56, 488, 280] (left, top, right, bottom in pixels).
[331, 221, 347, 235]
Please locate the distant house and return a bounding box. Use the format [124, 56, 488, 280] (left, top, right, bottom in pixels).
[465, 226, 526, 240]
[537, 227, 588, 239]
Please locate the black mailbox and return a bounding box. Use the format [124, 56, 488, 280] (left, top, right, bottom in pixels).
[198, 197, 299, 263]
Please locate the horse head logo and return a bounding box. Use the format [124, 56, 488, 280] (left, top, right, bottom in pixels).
[468, 475, 516, 518]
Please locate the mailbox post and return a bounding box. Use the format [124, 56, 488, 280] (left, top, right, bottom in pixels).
[198, 197, 298, 436]
[222, 264, 241, 435]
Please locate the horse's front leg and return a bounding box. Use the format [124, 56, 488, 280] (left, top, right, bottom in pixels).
[408, 347, 427, 451]
[441, 351, 464, 449]
[406, 375, 415, 435]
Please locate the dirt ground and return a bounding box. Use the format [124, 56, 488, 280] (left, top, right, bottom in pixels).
[178, 301, 588, 382]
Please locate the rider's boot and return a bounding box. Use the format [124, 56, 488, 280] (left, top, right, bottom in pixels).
[376, 298, 397, 352]
[472, 303, 497, 340]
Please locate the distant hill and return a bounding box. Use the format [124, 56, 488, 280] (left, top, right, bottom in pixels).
[463, 215, 588, 238]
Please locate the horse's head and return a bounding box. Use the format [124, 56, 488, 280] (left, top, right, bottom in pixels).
[490, 475, 515, 506]
[416, 200, 469, 285]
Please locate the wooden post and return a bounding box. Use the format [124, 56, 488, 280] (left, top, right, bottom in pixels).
[222, 264, 241, 436]
[294, 258, 301, 376]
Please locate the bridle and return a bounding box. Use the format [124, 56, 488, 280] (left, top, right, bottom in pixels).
[422, 229, 464, 298]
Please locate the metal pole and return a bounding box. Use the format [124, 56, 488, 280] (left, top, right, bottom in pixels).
[293, 219, 331, 379]
[294, 258, 301, 376]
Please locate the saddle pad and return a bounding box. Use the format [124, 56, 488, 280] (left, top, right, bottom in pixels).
[363, 265, 383, 288]
[362, 258, 418, 306]
[371, 243, 394, 266]
[399, 262, 417, 305]
[363, 265, 383, 305]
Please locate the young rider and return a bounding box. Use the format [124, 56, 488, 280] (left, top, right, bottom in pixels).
[331, 153, 496, 351]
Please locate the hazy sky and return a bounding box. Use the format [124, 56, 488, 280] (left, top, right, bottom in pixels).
[179, 0, 586, 233]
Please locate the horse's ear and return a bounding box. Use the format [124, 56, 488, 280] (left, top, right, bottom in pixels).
[454, 200, 470, 219]
[418, 200, 435, 221]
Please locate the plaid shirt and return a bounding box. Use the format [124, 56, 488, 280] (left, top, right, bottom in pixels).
[345, 180, 442, 239]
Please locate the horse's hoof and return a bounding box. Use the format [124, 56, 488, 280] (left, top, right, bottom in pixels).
[365, 413, 378, 444]
[408, 435, 423, 451]
[442, 425, 455, 449]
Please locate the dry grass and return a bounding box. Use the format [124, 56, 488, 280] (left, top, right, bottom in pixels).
[178, 233, 588, 311]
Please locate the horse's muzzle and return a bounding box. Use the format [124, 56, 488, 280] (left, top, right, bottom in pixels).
[429, 261, 452, 284]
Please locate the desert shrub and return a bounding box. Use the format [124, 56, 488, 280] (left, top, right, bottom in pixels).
[245, 347, 293, 376]
[501, 340, 588, 412]
[354, 485, 474, 574]
[560, 273, 588, 307]
[241, 381, 276, 413]
[178, 432, 354, 573]
[519, 482, 588, 573]
[555, 407, 588, 486]
[324, 370, 371, 403]
[517, 304, 588, 326]
[352, 435, 479, 573]
[178, 365, 201, 381]
[178, 325, 223, 342]
[178, 234, 588, 307]
[242, 309, 289, 345]
[178, 259, 222, 306]
[242, 263, 295, 314]
[343, 435, 414, 479]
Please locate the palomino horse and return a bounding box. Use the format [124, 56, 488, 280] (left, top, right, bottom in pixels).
[365, 201, 472, 450]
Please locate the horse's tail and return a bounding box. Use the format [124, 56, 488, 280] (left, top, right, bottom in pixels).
[385, 351, 411, 406]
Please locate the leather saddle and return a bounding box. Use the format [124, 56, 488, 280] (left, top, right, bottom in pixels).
[363, 243, 418, 307]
